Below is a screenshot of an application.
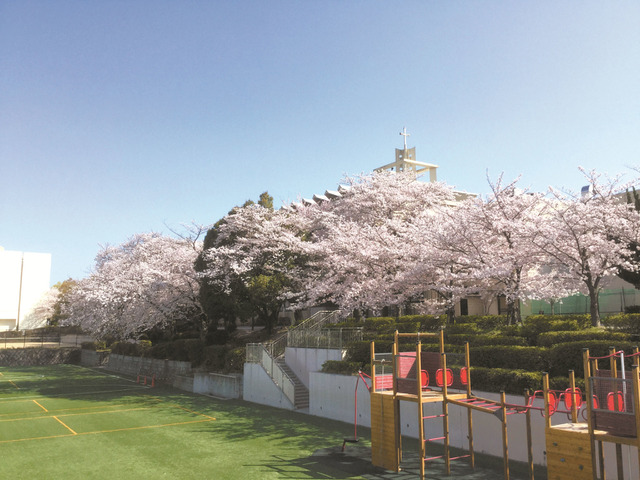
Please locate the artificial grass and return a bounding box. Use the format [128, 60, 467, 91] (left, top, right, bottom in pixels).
[0, 365, 374, 479]
[0, 364, 540, 479]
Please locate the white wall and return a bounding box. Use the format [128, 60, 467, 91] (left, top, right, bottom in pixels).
[284, 346, 343, 388]
[243, 362, 294, 410]
[0, 249, 51, 330]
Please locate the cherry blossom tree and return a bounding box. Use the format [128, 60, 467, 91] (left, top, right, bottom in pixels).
[532, 169, 640, 327]
[64, 230, 207, 339]
[200, 201, 313, 334]
[297, 171, 461, 316]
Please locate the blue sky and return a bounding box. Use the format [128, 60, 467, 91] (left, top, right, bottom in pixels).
[1, 1, 639, 285]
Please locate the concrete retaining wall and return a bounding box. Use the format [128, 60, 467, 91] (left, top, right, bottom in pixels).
[0, 347, 80, 366]
[243, 362, 294, 410]
[105, 354, 192, 378]
[194, 372, 242, 399]
[284, 346, 343, 388]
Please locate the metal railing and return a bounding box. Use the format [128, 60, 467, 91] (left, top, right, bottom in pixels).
[288, 327, 362, 349]
[246, 343, 296, 405]
[246, 310, 349, 406]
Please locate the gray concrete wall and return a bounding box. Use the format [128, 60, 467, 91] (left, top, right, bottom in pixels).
[243, 362, 294, 410]
[0, 347, 79, 366]
[284, 346, 343, 388]
[194, 372, 242, 399]
[105, 354, 192, 378]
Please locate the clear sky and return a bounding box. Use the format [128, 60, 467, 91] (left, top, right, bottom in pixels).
[1, 1, 639, 286]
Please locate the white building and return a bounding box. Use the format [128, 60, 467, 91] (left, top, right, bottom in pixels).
[0, 248, 51, 331]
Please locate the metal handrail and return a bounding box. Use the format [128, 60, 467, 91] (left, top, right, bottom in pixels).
[246, 343, 296, 405]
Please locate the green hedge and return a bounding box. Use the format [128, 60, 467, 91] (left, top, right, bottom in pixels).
[468, 367, 543, 395]
[447, 334, 527, 347]
[455, 315, 508, 330]
[547, 340, 639, 378]
[603, 314, 640, 335]
[521, 316, 587, 345]
[537, 329, 632, 347]
[149, 339, 205, 365]
[321, 360, 361, 375]
[471, 346, 547, 371]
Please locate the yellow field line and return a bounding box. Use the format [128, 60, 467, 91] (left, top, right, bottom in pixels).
[0, 402, 127, 418]
[33, 400, 48, 412]
[8, 380, 19, 389]
[0, 417, 215, 444]
[53, 416, 77, 435]
[0, 407, 152, 423]
[170, 404, 216, 420]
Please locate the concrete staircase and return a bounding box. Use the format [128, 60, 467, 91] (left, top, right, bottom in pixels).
[276, 358, 309, 410]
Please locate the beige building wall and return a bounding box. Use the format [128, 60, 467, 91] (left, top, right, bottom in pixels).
[0, 248, 51, 331]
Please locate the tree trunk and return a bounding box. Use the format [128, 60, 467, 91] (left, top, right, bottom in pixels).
[588, 287, 601, 327]
[506, 298, 521, 325]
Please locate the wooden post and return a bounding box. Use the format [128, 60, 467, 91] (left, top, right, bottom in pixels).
[442, 352, 450, 476]
[583, 349, 600, 480]
[632, 364, 640, 480]
[417, 341, 425, 480]
[501, 391, 509, 480]
[370, 341, 376, 391]
[609, 347, 624, 479]
[569, 370, 578, 423]
[465, 342, 475, 470]
[392, 332, 401, 469]
[524, 389, 534, 480]
[543, 373, 551, 429]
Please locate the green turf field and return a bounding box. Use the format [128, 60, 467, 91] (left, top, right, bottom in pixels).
[0, 364, 383, 479]
[0, 365, 539, 479]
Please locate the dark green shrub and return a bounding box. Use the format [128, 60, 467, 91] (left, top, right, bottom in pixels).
[471, 346, 547, 371]
[403, 314, 445, 332]
[81, 341, 98, 351]
[547, 340, 638, 378]
[395, 319, 421, 333]
[624, 306, 640, 314]
[447, 334, 527, 347]
[603, 314, 640, 335]
[446, 323, 480, 335]
[469, 367, 543, 395]
[110, 341, 151, 356]
[537, 329, 632, 347]
[455, 315, 507, 330]
[202, 345, 227, 371]
[321, 360, 361, 375]
[499, 325, 525, 338]
[521, 316, 582, 345]
[549, 375, 585, 392]
[206, 328, 230, 345]
[224, 347, 246, 373]
[149, 339, 205, 366]
[363, 317, 396, 335]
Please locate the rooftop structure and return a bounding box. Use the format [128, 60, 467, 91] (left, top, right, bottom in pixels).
[374, 127, 439, 182]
